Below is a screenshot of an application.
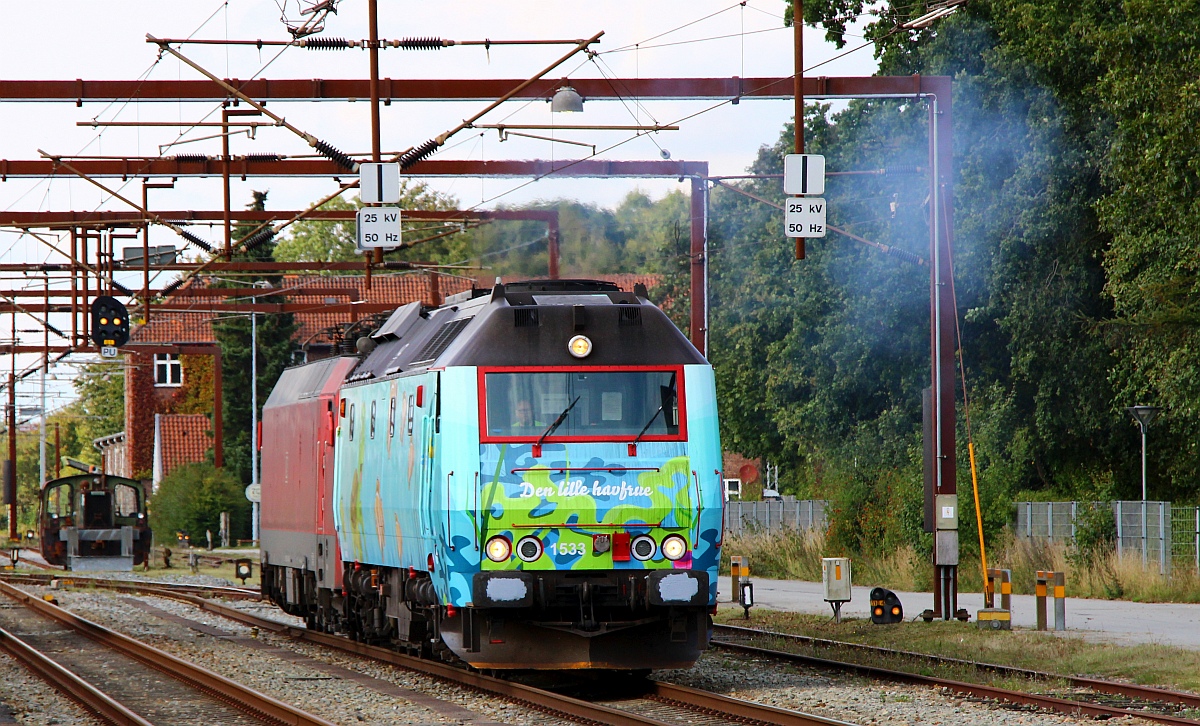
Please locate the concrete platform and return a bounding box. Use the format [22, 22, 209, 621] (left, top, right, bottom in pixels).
[718, 576, 1200, 650]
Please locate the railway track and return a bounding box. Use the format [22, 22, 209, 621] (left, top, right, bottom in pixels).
[1, 574, 853, 726]
[0, 570, 260, 601]
[0, 579, 335, 726]
[712, 622, 1200, 725]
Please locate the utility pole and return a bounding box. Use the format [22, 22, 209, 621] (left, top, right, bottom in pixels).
[368, 0, 384, 269]
[38, 277, 47, 487]
[794, 0, 805, 260]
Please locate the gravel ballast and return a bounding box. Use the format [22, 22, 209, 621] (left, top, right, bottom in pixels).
[0, 570, 1166, 725]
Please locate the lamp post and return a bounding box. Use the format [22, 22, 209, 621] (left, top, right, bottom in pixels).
[250, 280, 272, 544]
[1126, 406, 1161, 501]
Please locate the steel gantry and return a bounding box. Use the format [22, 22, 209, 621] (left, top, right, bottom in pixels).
[1, 71, 958, 615]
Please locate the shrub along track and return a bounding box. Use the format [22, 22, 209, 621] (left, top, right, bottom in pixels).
[0, 573, 852, 726]
[712, 622, 1200, 724]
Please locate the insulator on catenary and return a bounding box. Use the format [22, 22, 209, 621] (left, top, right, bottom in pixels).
[172, 154, 211, 163]
[300, 36, 351, 50]
[885, 165, 923, 175]
[397, 37, 444, 50]
[886, 246, 924, 265]
[111, 280, 133, 296]
[177, 229, 214, 253]
[242, 228, 276, 251]
[398, 139, 440, 169]
[314, 139, 357, 171]
[160, 278, 185, 298]
[47, 324, 66, 338]
[244, 153, 281, 163]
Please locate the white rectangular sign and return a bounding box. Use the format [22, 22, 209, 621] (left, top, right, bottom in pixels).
[356, 207, 402, 250]
[785, 197, 827, 238]
[359, 162, 401, 204]
[783, 154, 826, 195]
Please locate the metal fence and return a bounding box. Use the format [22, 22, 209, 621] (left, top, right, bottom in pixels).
[723, 499, 828, 537]
[1172, 506, 1200, 573]
[1014, 501, 1171, 574]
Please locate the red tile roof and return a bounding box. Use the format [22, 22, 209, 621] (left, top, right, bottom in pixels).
[157, 414, 213, 479]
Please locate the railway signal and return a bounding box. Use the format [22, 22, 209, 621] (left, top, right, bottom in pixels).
[870, 587, 904, 624]
[90, 296, 130, 349]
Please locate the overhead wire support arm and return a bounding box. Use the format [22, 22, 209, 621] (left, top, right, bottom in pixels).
[36, 150, 218, 255]
[146, 34, 358, 172]
[396, 30, 604, 169]
[150, 37, 595, 49]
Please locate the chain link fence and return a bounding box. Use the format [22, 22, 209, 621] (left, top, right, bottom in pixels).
[724, 499, 828, 537]
[1014, 501, 1172, 574]
[1172, 506, 1200, 574]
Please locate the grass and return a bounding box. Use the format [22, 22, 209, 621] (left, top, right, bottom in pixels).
[714, 606, 1200, 694]
[722, 529, 1200, 602]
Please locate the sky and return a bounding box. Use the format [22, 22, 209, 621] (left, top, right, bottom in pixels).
[0, 1, 880, 413]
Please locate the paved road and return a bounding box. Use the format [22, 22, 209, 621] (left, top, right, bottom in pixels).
[717, 576, 1200, 650]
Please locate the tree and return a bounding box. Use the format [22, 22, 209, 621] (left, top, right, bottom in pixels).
[214, 191, 297, 486]
[72, 361, 124, 459]
[273, 182, 462, 270]
[149, 462, 249, 543]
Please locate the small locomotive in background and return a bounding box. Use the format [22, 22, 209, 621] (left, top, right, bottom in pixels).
[40, 471, 152, 571]
[260, 280, 723, 670]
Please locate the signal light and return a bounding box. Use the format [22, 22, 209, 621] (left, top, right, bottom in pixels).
[90, 296, 130, 348]
[870, 587, 904, 624]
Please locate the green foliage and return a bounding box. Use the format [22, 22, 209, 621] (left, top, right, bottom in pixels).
[149, 462, 249, 543]
[72, 362, 125, 456]
[273, 182, 462, 270]
[215, 191, 297, 486]
[715, 0, 1200, 558]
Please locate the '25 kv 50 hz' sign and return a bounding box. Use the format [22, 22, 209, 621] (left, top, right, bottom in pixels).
[356, 207, 402, 250]
[785, 197, 826, 238]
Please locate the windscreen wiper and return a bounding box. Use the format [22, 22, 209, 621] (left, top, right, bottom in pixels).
[630, 406, 664, 449]
[536, 396, 580, 449]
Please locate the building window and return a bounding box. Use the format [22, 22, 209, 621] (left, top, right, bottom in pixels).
[154, 354, 182, 387]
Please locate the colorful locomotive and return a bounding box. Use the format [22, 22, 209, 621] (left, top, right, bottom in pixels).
[260, 280, 723, 669]
[39, 473, 152, 571]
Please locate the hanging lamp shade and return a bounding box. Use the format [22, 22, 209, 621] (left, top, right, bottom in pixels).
[551, 85, 584, 113]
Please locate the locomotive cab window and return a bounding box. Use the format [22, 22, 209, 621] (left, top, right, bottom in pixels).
[45, 482, 72, 519]
[114, 483, 140, 518]
[483, 369, 681, 440]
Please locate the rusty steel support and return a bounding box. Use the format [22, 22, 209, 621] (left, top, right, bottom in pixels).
[69, 229, 78, 343]
[794, 0, 805, 261]
[0, 76, 823, 103]
[368, 0, 384, 269]
[689, 176, 708, 356]
[6, 364, 14, 540]
[0, 158, 710, 179]
[547, 216, 560, 280]
[142, 181, 175, 325]
[925, 78, 957, 620]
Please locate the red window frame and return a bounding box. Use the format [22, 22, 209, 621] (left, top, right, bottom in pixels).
[478, 365, 688, 444]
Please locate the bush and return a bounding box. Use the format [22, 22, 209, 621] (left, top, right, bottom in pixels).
[149, 463, 249, 546]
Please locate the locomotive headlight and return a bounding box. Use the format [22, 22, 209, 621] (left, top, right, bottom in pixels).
[516, 536, 543, 562]
[567, 335, 592, 358]
[485, 536, 512, 562]
[660, 534, 688, 561]
[630, 535, 657, 561]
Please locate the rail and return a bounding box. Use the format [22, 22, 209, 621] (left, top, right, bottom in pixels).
[712, 623, 1200, 724]
[0, 579, 334, 725]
